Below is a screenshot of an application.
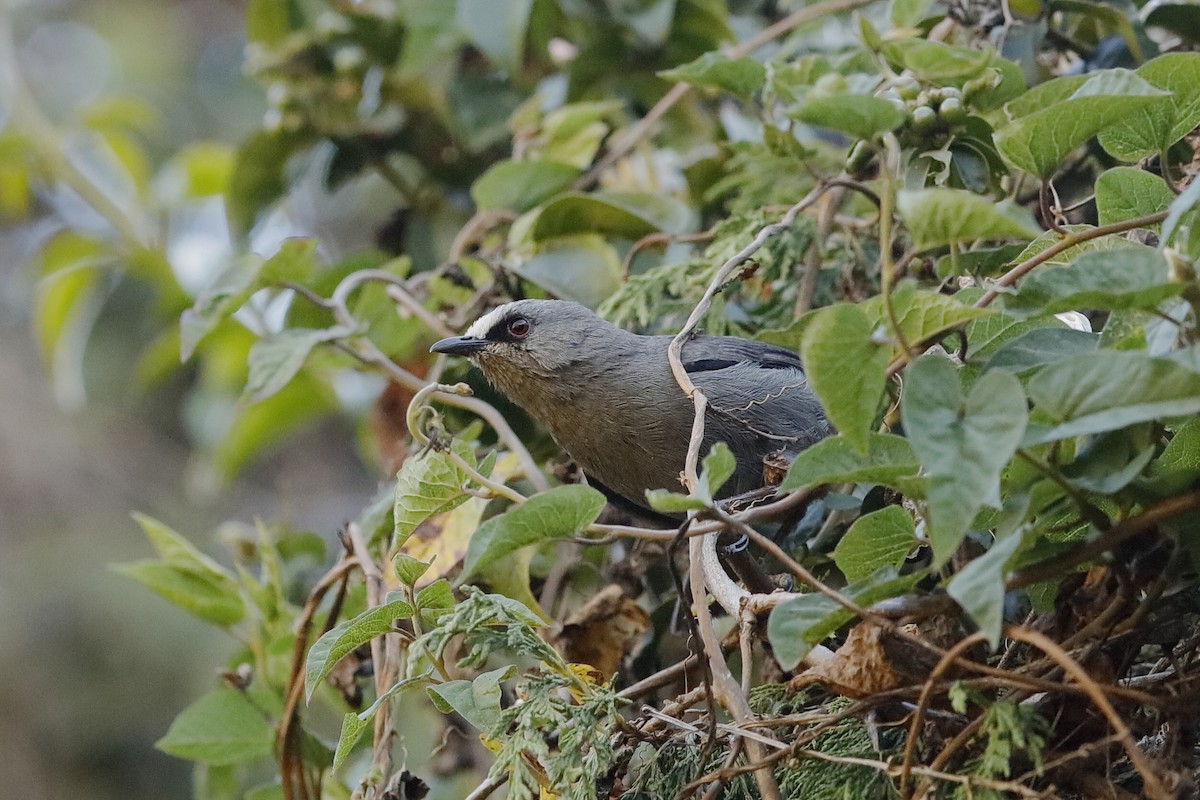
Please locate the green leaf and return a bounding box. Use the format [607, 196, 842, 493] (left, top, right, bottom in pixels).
[393, 553, 433, 586]
[455, 0, 533, 74]
[535, 102, 619, 168]
[226, 129, 312, 236]
[1162, 173, 1200, 248]
[416, 579, 455, 613]
[527, 191, 695, 240]
[32, 232, 105, 400]
[1144, 2, 1200, 42]
[259, 237, 320, 286]
[901, 356, 1027, 564]
[244, 782, 284, 800]
[305, 596, 415, 702]
[659, 52, 767, 99]
[114, 561, 246, 626]
[946, 532, 1024, 648]
[935, 244, 1026, 279]
[963, 311, 1049, 361]
[645, 490, 708, 514]
[833, 506, 918, 581]
[881, 39, 993, 83]
[155, 690, 274, 764]
[986, 327, 1099, 373]
[117, 514, 246, 624]
[1026, 350, 1200, 442]
[1098, 54, 1200, 162]
[393, 443, 477, 548]
[698, 442, 737, 503]
[360, 673, 435, 721]
[244, 325, 354, 404]
[891, 0, 933, 27]
[163, 141, 236, 199]
[1009, 225, 1130, 269]
[897, 189, 1039, 250]
[471, 160, 579, 212]
[860, 281, 994, 349]
[460, 485, 606, 582]
[1005, 247, 1180, 316]
[211, 369, 337, 482]
[994, 70, 1171, 178]
[246, 0, 293, 44]
[1095, 168, 1175, 229]
[132, 513, 234, 576]
[179, 255, 262, 361]
[779, 433, 920, 491]
[1156, 417, 1200, 476]
[767, 570, 920, 669]
[427, 665, 516, 732]
[1063, 429, 1156, 494]
[178, 241, 321, 362]
[790, 95, 906, 140]
[800, 304, 888, 453]
[512, 235, 622, 308]
[645, 442, 733, 512]
[332, 712, 371, 772]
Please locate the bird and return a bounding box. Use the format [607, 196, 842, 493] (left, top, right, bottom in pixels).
[430, 299, 831, 517]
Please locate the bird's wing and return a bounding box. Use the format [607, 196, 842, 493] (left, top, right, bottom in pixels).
[682, 336, 830, 449]
[680, 335, 805, 374]
[584, 474, 679, 525]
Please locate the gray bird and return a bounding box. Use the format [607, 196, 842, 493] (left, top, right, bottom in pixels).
[430, 299, 830, 515]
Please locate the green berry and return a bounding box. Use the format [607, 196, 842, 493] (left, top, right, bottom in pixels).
[938, 96, 965, 124]
[911, 105, 936, 129]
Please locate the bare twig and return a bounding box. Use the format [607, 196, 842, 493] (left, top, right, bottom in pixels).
[462, 772, 508, 800]
[663, 189, 837, 800]
[448, 209, 518, 262]
[327, 269, 549, 491]
[346, 522, 399, 782]
[688, 534, 782, 800]
[619, 655, 701, 700]
[1006, 627, 1171, 800]
[279, 555, 360, 800]
[621, 230, 715, 276]
[898, 631, 987, 796]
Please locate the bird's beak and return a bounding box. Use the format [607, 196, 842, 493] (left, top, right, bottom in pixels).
[430, 335, 487, 356]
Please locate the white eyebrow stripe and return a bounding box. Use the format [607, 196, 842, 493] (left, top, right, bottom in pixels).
[465, 304, 513, 339]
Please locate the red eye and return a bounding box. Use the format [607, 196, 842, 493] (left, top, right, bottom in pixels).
[507, 317, 531, 338]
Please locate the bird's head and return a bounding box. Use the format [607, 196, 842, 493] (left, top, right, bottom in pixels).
[430, 299, 607, 382]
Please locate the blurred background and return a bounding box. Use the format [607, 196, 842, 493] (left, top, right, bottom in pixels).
[0, 1, 378, 797]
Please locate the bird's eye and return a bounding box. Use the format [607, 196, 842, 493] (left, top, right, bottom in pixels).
[507, 317, 531, 338]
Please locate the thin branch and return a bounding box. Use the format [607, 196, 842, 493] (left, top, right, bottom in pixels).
[1006, 627, 1171, 800]
[618, 655, 701, 700]
[279, 555, 360, 800]
[1007, 488, 1200, 588]
[973, 210, 1170, 309]
[326, 269, 549, 491]
[449, 209, 518, 262]
[689, 532, 783, 800]
[621, 230, 715, 276]
[462, 772, 508, 800]
[898, 631, 987, 795]
[346, 522, 398, 781]
[882, 209, 1171, 380]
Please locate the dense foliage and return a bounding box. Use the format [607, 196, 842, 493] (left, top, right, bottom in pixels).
[8, 0, 1200, 797]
